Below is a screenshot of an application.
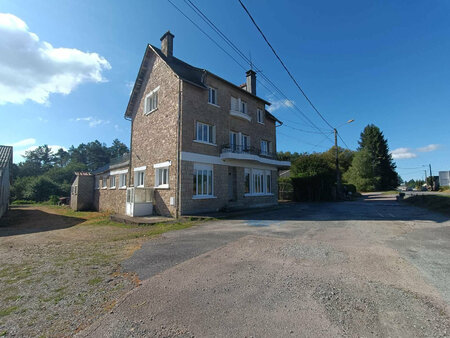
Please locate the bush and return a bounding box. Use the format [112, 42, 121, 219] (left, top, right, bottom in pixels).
[291, 173, 335, 202]
[24, 176, 62, 202]
[278, 177, 293, 200]
[343, 184, 357, 194]
[48, 195, 60, 205]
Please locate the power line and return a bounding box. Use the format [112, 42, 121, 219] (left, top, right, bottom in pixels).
[170, 0, 334, 142]
[337, 133, 351, 150]
[238, 0, 335, 131]
[282, 124, 332, 135]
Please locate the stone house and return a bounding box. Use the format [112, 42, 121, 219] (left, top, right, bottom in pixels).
[0, 145, 13, 218]
[72, 31, 289, 217]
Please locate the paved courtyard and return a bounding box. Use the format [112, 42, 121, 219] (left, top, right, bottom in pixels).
[81, 194, 450, 337]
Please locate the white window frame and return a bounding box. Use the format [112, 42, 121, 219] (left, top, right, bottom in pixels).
[241, 134, 250, 151]
[241, 100, 248, 114]
[101, 176, 108, 189]
[144, 86, 160, 115]
[109, 175, 116, 189]
[244, 168, 273, 196]
[135, 171, 145, 187]
[153, 161, 171, 189]
[195, 121, 216, 145]
[208, 87, 218, 106]
[193, 163, 215, 199]
[119, 173, 127, 189]
[230, 97, 251, 121]
[257, 109, 264, 124]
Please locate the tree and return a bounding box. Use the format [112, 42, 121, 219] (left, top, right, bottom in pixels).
[322, 146, 354, 173]
[357, 124, 399, 190]
[291, 153, 333, 177]
[344, 149, 380, 192]
[109, 139, 129, 159]
[53, 148, 70, 167]
[277, 151, 301, 162]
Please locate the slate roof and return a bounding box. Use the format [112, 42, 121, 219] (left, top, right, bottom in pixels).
[0, 146, 13, 169]
[125, 44, 273, 118]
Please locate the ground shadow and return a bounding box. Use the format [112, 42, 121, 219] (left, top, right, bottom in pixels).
[231, 193, 449, 224]
[0, 206, 86, 237]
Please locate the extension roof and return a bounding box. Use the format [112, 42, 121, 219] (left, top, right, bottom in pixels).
[0, 146, 13, 169]
[125, 44, 275, 119]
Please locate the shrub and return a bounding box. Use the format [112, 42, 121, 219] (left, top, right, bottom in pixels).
[48, 195, 60, 205]
[23, 176, 62, 202]
[291, 173, 335, 202]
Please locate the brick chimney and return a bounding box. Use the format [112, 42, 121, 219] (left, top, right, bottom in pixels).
[246, 69, 256, 95]
[160, 31, 174, 58]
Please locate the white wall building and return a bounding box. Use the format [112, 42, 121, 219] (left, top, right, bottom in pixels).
[0, 146, 13, 218]
[439, 171, 450, 187]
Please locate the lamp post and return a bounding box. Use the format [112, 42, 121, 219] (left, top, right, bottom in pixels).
[335, 119, 354, 199]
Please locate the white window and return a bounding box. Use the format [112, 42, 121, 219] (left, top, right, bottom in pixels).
[257, 109, 264, 124]
[208, 87, 217, 105]
[119, 173, 127, 188]
[245, 168, 272, 196]
[196, 121, 216, 144]
[193, 164, 213, 198]
[102, 176, 107, 189]
[241, 134, 250, 151]
[135, 171, 145, 187]
[155, 167, 169, 188]
[95, 177, 100, 189]
[110, 176, 116, 189]
[144, 87, 159, 115]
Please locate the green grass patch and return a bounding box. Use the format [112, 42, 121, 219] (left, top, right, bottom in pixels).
[0, 306, 18, 317]
[381, 190, 399, 195]
[88, 277, 103, 286]
[404, 195, 450, 217]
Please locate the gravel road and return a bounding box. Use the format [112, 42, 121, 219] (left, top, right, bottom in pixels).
[80, 193, 450, 337]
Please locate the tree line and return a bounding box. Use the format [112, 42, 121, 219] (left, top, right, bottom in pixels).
[11, 139, 129, 202]
[279, 124, 400, 200]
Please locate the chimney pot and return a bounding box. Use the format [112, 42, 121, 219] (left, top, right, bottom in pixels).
[160, 31, 174, 58]
[246, 69, 256, 95]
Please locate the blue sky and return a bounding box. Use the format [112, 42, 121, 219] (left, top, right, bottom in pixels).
[0, 0, 449, 181]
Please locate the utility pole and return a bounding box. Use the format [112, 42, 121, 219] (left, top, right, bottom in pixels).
[429, 164, 434, 191]
[334, 128, 341, 198]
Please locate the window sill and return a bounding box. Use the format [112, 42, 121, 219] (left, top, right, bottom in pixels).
[119, 187, 127, 190]
[192, 195, 217, 200]
[144, 107, 158, 116]
[257, 121, 265, 125]
[136, 185, 144, 188]
[193, 140, 217, 147]
[101, 187, 107, 190]
[244, 193, 274, 197]
[154, 185, 169, 189]
[208, 102, 220, 108]
[109, 187, 116, 190]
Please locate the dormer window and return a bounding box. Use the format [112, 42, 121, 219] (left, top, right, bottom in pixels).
[208, 87, 217, 105]
[144, 86, 159, 115]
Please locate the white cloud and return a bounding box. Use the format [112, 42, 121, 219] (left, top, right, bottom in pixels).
[8, 138, 36, 148]
[391, 147, 417, 159]
[72, 116, 110, 127]
[417, 144, 440, 152]
[0, 13, 111, 105]
[266, 96, 294, 112]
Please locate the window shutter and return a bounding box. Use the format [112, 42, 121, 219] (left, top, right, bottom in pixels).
[231, 97, 238, 111]
[212, 125, 216, 144]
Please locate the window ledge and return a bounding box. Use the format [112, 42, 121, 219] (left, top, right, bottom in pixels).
[109, 187, 116, 190]
[144, 107, 158, 116]
[136, 185, 144, 188]
[101, 187, 107, 190]
[119, 187, 127, 190]
[244, 193, 274, 197]
[208, 102, 220, 108]
[192, 195, 217, 200]
[154, 185, 169, 189]
[257, 121, 265, 125]
[193, 140, 217, 147]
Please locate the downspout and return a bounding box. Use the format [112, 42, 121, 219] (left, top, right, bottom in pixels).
[125, 114, 133, 187]
[175, 79, 182, 218]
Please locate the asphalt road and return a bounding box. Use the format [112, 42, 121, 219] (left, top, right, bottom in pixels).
[80, 193, 450, 337]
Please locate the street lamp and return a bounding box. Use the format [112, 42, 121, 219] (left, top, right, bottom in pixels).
[335, 119, 354, 199]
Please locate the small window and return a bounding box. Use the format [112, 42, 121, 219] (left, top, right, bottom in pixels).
[261, 140, 268, 155]
[208, 87, 217, 105]
[155, 167, 169, 188]
[102, 177, 107, 189]
[241, 101, 247, 114]
[119, 173, 127, 188]
[196, 121, 215, 144]
[135, 171, 145, 187]
[257, 109, 264, 124]
[144, 87, 159, 115]
[110, 176, 116, 189]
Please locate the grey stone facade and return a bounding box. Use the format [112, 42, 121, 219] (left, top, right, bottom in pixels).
[70, 173, 94, 211]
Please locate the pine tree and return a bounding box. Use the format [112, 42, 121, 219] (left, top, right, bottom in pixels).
[358, 124, 399, 190]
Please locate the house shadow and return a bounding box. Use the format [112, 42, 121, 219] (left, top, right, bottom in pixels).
[0, 206, 86, 237]
[231, 193, 450, 224]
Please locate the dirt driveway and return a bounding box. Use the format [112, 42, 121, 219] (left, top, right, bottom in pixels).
[81, 194, 450, 337]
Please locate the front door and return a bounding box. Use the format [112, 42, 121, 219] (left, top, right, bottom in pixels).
[228, 167, 237, 201]
[126, 187, 134, 216]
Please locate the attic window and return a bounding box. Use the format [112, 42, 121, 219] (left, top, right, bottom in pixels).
[144, 86, 159, 115]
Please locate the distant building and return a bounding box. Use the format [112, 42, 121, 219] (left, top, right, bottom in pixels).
[0, 146, 13, 218]
[439, 171, 450, 187]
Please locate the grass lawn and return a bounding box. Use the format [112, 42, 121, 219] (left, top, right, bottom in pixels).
[404, 195, 450, 217]
[0, 205, 202, 337]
